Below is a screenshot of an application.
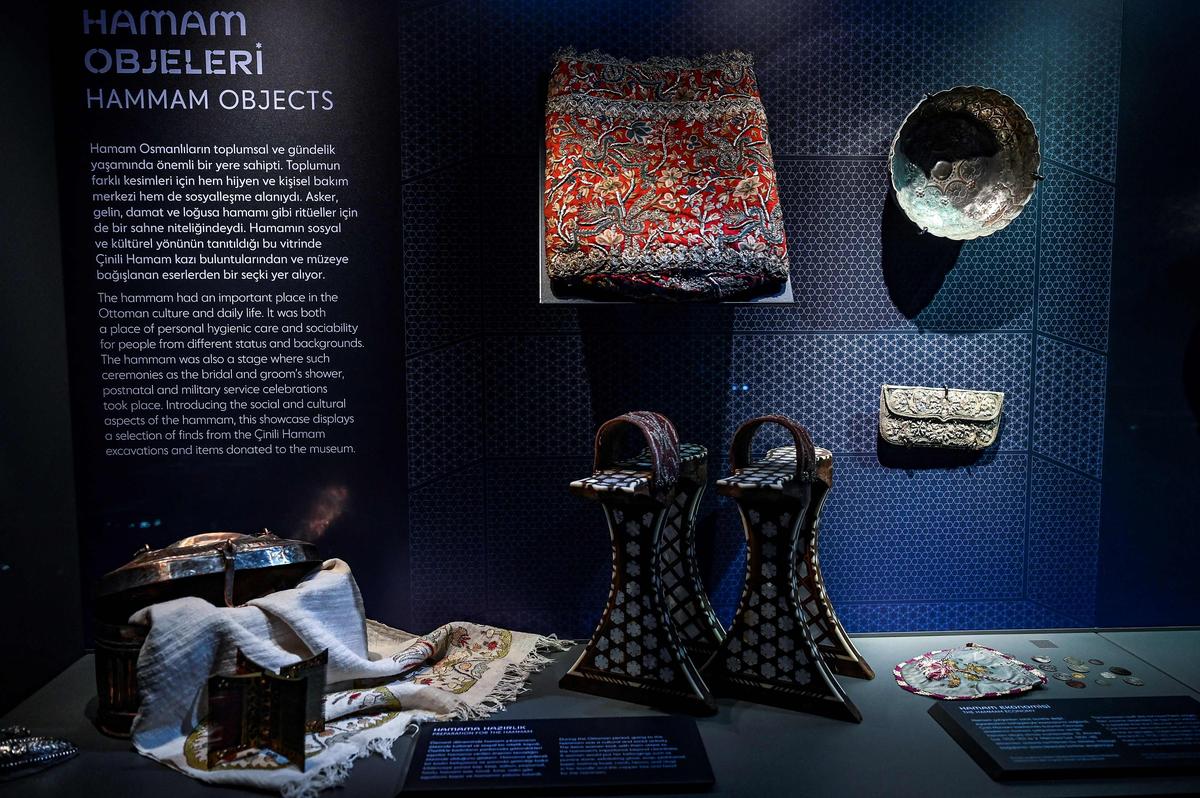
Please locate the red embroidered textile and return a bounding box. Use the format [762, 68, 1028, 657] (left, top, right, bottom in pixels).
[543, 49, 789, 301]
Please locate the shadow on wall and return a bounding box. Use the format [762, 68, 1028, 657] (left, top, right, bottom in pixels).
[879, 191, 964, 319]
[577, 304, 739, 621]
[876, 435, 995, 470]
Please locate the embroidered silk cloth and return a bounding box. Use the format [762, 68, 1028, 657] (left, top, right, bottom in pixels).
[131, 559, 567, 797]
[894, 643, 1047, 700]
[543, 48, 789, 301]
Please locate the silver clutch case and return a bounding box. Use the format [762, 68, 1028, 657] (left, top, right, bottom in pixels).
[879, 384, 1004, 450]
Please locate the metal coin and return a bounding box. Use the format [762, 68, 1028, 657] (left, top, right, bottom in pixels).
[1109, 666, 1132, 676]
[1100, 671, 1118, 679]
[1041, 663, 1058, 672]
[1031, 655, 1051, 664]
[1052, 672, 1072, 681]
[1064, 656, 1084, 665]
[1071, 672, 1087, 679]
[1070, 664, 1090, 673]
[1123, 677, 1145, 687]
[1094, 677, 1112, 686]
[1066, 680, 1087, 689]
[1088, 658, 1104, 665]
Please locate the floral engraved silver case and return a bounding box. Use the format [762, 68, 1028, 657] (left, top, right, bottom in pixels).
[878, 385, 1004, 450]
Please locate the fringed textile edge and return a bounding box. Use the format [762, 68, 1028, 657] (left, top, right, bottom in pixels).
[446, 635, 575, 722]
[279, 711, 433, 798]
[278, 636, 574, 798]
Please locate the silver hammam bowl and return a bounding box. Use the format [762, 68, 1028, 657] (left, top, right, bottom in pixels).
[889, 86, 1040, 240]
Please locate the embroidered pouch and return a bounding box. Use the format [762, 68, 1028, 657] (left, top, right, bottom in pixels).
[878, 384, 1004, 450]
[543, 48, 789, 301]
[894, 643, 1046, 700]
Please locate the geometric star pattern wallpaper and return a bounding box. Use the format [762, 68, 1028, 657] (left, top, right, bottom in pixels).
[400, 0, 1121, 635]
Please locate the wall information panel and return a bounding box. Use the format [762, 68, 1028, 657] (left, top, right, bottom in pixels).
[51, 2, 406, 626]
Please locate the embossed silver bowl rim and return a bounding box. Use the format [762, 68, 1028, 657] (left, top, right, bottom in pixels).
[888, 86, 1040, 241]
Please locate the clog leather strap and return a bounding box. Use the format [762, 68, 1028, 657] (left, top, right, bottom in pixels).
[729, 414, 817, 482]
[594, 411, 681, 500]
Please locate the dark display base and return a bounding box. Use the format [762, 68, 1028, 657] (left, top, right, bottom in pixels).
[559, 668, 718, 717]
[700, 674, 862, 723]
[4, 630, 1200, 798]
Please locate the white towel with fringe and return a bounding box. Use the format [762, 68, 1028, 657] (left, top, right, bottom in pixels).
[130, 558, 568, 797]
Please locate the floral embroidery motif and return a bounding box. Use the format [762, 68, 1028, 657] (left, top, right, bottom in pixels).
[879, 385, 1004, 450]
[182, 626, 516, 772]
[403, 626, 514, 695]
[544, 49, 789, 301]
[327, 686, 399, 714]
[918, 656, 990, 688]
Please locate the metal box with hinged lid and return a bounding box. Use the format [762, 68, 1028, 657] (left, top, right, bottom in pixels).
[93, 529, 322, 737]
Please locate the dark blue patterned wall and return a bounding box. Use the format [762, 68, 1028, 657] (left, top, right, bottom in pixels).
[399, 0, 1121, 636]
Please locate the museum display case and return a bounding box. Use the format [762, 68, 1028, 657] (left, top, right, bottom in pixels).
[1, 1, 1198, 796]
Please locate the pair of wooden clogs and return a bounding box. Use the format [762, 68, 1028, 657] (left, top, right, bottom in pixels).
[560, 411, 874, 722]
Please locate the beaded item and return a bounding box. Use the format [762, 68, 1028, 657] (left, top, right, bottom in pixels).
[894, 643, 1047, 699]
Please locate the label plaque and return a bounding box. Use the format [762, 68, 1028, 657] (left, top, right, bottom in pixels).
[402, 716, 714, 795]
[931, 695, 1200, 779]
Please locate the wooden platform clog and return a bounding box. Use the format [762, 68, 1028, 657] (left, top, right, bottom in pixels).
[559, 411, 717, 715]
[703, 415, 866, 722]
